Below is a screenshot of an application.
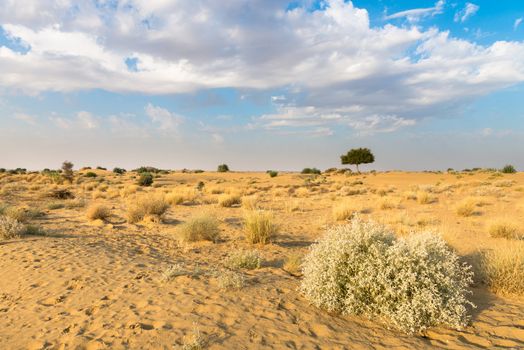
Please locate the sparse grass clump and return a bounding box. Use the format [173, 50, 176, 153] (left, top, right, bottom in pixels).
[332, 201, 356, 221]
[455, 199, 478, 217]
[283, 254, 302, 276]
[243, 210, 277, 244]
[218, 193, 241, 207]
[166, 188, 197, 205]
[0, 216, 25, 240]
[300, 217, 474, 334]
[126, 194, 169, 223]
[480, 242, 524, 296]
[488, 220, 522, 240]
[225, 249, 261, 270]
[216, 270, 245, 290]
[417, 191, 436, 204]
[178, 214, 220, 243]
[86, 203, 111, 221]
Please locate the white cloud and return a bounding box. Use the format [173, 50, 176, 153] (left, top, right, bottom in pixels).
[385, 0, 445, 22]
[211, 133, 224, 144]
[454, 3, 479, 23]
[13, 112, 37, 125]
[0, 0, 523, 135]
[145, 103, 183, 131]
[76, 111, 99, 129]
[515, 18, 523, 31]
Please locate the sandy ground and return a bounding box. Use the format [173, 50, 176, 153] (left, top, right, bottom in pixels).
[1, 170, 523, 349]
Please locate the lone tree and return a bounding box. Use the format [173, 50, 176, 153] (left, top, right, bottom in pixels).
[341, 148, 375, 173]
[61, 161, 74, 183]
[217, 164, 230, 172]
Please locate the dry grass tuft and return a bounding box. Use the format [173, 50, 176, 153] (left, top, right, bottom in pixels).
[178, 214, 220, 243]
[166, 188, 198, 205]
[225, 249, 261, 270]
[283, 253, 302, 277]
[126, 194, 169, 223]
[243, 209, 277, 244]
[86, 203, 111, 221]
[0, 216, 24, 240]
[455, 198, 479, 217]
[218, 193, 242, 207]
[488, 220, 522, 240]
[417, 191, 437, 204]
[332, 201, 356, 221]
[480, 242, 524, 296]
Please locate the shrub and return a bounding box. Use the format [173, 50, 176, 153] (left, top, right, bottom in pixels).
[217, 164, 230, 172]
[480, 242, 524, 296]
[267, 170, 278, 178]
[417, 191, 436, 204]
[300, 217, 474, 334]
[177, 215, 220, 242]
[137, 172, 154, 187]
[113, 167, 126, 175]
[301, 167, 321, 175]
[0, 216, 25, 240]
[216, 270, 245, 290]
[218, 193, 241, 207]
[243, 210, 277, 244]
[488, 220, 521, 239]
[85, 172, 97, 178]
[86, 203, 111, 221]
[501, 164, 516, 174]
[225, 249, 261, 270]
[61, 161, 74, 183]
[126, 194, 169, 223]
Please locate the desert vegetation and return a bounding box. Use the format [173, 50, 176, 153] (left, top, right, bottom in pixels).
[0, 165, 523, 348]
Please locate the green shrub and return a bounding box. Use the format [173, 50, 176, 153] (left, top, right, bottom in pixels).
[267, 170, 278, 178]
[501, 164, 517, 174]
[300, 217, 474, 334]
[137, 172, 154, 187]
[217, 164, 230, 172]
[85, 172, 97, 178]
[301, 167, 321, 175]
[113, 167, 126, 175]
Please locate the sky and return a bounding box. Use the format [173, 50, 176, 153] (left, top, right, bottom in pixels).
[0, 0, 523, 171]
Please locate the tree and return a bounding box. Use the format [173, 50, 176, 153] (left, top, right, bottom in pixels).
[340, 148, 375, 173]
[61, 161, 74, 183]
[217, 164, 229, 172]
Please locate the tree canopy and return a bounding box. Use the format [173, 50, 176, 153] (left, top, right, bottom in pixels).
[340, 148, 375, 173]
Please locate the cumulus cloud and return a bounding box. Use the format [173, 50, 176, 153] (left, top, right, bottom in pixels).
[145, 103, 183, 131]
[385, 0, 445, 22]
[454, 3, 479, 23]
[0, 0, 524, 135]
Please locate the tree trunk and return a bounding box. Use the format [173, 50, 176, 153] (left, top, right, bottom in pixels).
[356, 164, 360, 173]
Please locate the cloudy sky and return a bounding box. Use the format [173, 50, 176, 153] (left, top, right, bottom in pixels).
[1, 0, 523, 171]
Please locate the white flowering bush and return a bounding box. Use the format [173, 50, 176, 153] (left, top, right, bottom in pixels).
[300, 216, 474, 334]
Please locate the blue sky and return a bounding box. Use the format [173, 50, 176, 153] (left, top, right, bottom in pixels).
[0, 0, 523, 171]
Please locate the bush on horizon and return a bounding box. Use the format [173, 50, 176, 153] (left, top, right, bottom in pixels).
[137, 172, 154, 187]
[217, 164, 230, 172]
[501, 164, 517, 174]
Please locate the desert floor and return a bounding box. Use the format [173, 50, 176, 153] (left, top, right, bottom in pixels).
[1, 170, 523, 349]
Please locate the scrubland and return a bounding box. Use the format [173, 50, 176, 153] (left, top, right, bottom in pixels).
[1, 168, 523, 349]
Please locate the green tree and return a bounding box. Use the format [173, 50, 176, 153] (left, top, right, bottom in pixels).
[217, 164, 230, 172]
[340, 148, 375, 173]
